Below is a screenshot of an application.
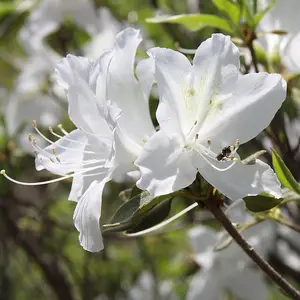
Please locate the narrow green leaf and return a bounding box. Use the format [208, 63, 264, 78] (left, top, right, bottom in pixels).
[0, 2, 18, 15]
[242, 0, 255, 27]
[271, 147, 300, 194]
[103, 191, 175, 233]
[146, 14, 233, 33]
[110, 194, 142, 224]
[212, 0, 240, 26]
[126, 199, 172, 233]
[253, 0, 277, 27]
[243, 194, 283, 212]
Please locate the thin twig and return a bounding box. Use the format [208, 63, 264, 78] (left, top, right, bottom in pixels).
[273, 217, 300, 234]
[248, 40, 259, 73]
[204, 199, 300, 300]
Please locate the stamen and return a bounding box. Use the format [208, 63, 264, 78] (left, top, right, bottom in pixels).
[49, 126, 63, 139]
[33, 124, 54, 144]
[230, 139, 240, 156]
[193, 146, 238, 172]
[0, 165, 105, 186]
[196, 143, 217, 160]
[32, 123, 97, 155]
[49, 126, 95, 150]
[57, 124, 69, 135]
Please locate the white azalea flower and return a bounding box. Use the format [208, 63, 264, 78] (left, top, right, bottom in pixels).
[136, 34, 286, 200]
[5, 45, 63, 152]
[2, 28, 155, 252]
[20, 0, 99, 52]
[83, 7, 122, 59]
[187, 201, 273, 300]
[128, 272, 178, 300]
[257, 0, 300, 73]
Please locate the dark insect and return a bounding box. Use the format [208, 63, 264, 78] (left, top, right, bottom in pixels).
[216, 146, 232, 161]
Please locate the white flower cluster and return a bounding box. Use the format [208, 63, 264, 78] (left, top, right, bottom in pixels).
[4, 0, 120, 152]
[187, 201, 274, 300]
[2, 26, 287, 252]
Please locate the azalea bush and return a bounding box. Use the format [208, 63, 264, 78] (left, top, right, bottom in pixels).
[1, 0, 300, 299]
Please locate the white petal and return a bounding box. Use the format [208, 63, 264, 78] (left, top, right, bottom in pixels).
[190, 34, 239, 137]
[224, 269, 269, 300]
[149, 34, 240, 140]
[188, 226, 217, 269]
[73, 177, 108, 252]
[111, 127, 139, 181]
[108, 28, 154, 146]
[5, 93, 61, 136]
[136, 57, 155, 101]
[68, 170, 106, 202]
[187, 270, 221, 300]
[20, 0, 99, 48]
[281, 32, 300, 73]
[35, 129, 88, 175]
[83, 8, 121, 59]
[69, 174, 83, 202]
[198, 72, 286, 148]
[135, 131, 197, 196]
[225, 199, 253, 224]
[195, 158, 282, 200]
[147, 47, 191, 137]
[56, 54, 113, 136]
[19, 0, 60, 50]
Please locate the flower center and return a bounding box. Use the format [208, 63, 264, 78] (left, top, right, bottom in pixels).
[191, 137, 240, 172]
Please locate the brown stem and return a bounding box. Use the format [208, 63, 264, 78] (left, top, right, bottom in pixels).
[248, 40, 259, 73]
[204, 199, 300, 300]
[274, 217, 300, 234]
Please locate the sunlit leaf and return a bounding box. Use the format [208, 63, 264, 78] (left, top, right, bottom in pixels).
[212, 0, 240, 26]
[146, 14, 233, 33]
[271, 147, 300, 195]
[243, 193, 283, 212]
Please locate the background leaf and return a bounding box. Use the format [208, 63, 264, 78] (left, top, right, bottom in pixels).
[271, 147, 300, 195]
[146, 14, 233, 33]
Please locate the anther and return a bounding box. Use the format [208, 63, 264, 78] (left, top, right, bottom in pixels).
[32, 120, 37, 128]
[207, 139, 211, 146]
[57, 124, 69, 135]
[236, 139, 240, 147]
[1, 169, 5, 175]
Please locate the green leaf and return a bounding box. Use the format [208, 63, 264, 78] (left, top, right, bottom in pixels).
[241, 0, 255, 27]
[212, 0, 240, 26]
[0, 1, 18, 15]
[103, 191, 175, 233]
[243, 194, 283, 212]
[126, 199, 172, 233]
[271, 147, 300, 195]
[110, 194, 143, 224]
[242, 150, 267, 165]
[253, 0, 277, 27]
[146, 14, 233, 33]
